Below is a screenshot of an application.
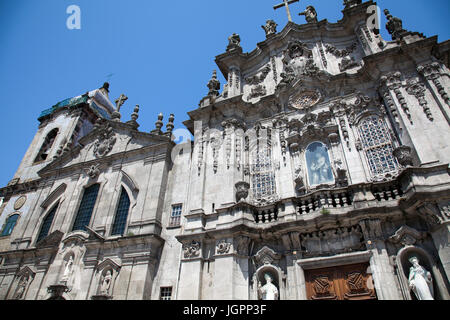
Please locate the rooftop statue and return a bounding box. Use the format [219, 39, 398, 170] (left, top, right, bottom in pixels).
[299, 6, 318, 24]
[262, 20, 278, 38]
[226, 33, 241, 52]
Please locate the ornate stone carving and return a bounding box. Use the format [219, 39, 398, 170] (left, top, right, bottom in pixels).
[405, 79, 433, 121]
[85, 164, 101, 179]
[339, 56, 361, 72]
[299, 6, 318, 23]
[14, 196, 27, 210]
[417, 63, 449, 105]
[288, 90, 321, 110]
[380, 72, 412, 123]
[207, 70, 221, 97]
[388, 226, 426, 246]
[226, 33, 241, 52]
[112, 94, 128, 122]
[262, 20, 278, 38]
[183, 240, 201, 259]
[93, 122, 116, 158]
[325, 42, 357, 58]
[384, 9, 407, 41]
[216, 239, 232, 255]
[393, 145, 413, 167]
[246, 65, 271, 85]
[253, 246, 281, 268]
[248, 84, 267, 99]
[235, 181, 250, 202]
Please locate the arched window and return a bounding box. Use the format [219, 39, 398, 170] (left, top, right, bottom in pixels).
[72, 184, 100, 232]
[1, 214, 19, 237]
[305, 142, 334, 186]
[251, 133, 276, 200]
[34, 128, 59, 163]
[36, 203, 58, 243]
[111, 187, 130, 236]
[357, 116, 398, 177]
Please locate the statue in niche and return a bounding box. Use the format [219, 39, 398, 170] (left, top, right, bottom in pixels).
[306, 142, 334, 186]
[408, 256, 434, 300]
[100, 270, 113, 296]
[258, 273, 279, 300]
[14, 275, 29, 299]
[61, 255, 74, 283]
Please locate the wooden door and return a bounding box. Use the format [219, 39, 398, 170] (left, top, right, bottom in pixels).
[305, 263, 377, 300]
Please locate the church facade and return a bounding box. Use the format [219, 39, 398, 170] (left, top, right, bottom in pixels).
[0, 1, 449, 300]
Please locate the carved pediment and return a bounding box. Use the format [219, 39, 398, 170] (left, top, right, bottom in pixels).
[96, 258, 121, 272]
[253, 246, 281, 268]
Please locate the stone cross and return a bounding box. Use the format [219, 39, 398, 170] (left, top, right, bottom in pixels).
[115, 94, 128, 112]
[273, 0, 299, 22]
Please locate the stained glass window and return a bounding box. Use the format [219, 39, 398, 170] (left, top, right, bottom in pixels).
[169, 204, 182, 227]
[357, 116, 398, 177]
[36, 203, 58, 243]
[1, 214, 19, 237]
[111, 187, 131, 235]
[72, 184, 100, 232]
[251, 137, 276, 200]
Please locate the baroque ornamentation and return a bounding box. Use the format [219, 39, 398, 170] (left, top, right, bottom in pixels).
[93, 121, 116, 158]
[248, 84, 267, 99]
[207, 70, 221, 97]
[380, 72, 412, 123]
[339, 56, 361, 72]
[417, 63, 449, 105]
[261, 20, 278, 38]
[246, 65, 271, 85]
[299, 6, 318, 24]
[325, 42, 357, 58]
[183, 240, 201, 259]
[405, 79, 433, 121]
[288, 90, 321, 110]
[216, 239, 232, 255]
[393, 145, 413, 167]
[384, 9, 407, 41]
[226, 33, 241, 52]
[85, 164, 101, 179]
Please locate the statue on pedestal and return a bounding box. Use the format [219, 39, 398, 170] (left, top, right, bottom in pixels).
[408, 256, 434, 300]
[100, 270, 113, 296]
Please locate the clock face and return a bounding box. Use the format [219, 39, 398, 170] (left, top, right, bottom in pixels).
[289, 90, 321, 110]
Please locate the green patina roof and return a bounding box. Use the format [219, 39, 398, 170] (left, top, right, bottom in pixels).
[38, 95, 110, 121]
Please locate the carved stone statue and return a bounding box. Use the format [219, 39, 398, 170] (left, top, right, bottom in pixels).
[61, 255, 74, 283]
[100, 270, 113, 295]
[258, 273, 279, 300]
[226, 33, 241, 51]
[343, 0, 361, 9]
[299, 6, 318, 24]
[408, 256, 434, 300]
[207, 70, 221, 97]
[262, 20, 278, 37]
[384, 9, 406, 41]
[14, 275, 29, 299]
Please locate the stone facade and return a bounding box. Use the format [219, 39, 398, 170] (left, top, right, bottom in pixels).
[0, 1, 449, 300]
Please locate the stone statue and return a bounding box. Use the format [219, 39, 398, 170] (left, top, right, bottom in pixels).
[262, 20, 278, 37]
[258, 273, 279, 300]
[408, 256, 434, 300]
[299, 6, 318, 24]
[14, 275, 29, 300]
[226, 33, 241, 51]
[384, 9, 406, 41]
[207, 70, 221, 97]
[61, 255, 74, 283]
[100, 270, 113, 295]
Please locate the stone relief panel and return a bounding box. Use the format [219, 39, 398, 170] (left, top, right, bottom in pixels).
[300, 226, 365, 257]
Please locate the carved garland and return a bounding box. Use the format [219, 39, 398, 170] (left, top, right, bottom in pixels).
[405, 79, 433, 121]
[417, 63, 449, 105]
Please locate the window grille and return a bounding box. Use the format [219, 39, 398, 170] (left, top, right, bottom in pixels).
[111, 187, 131, 235]
[169, 204, 182, 227]
[160, 287, 172, 300]
[72, 184, 100, 232]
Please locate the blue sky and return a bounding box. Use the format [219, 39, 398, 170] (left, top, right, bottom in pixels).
[0, 0, 449, 187]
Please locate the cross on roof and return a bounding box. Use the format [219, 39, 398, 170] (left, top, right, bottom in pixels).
[115, 94, 128, 112]
[273, 0, 299, 22]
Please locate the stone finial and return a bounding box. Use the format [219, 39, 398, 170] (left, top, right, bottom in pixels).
[226, 33, 241, 52]
[166, 114, 175, 133]
[262, 20, 278, 38]
[126, 105, 140, 130]
[152, 113, 164, 134]
[299, 6, 318, 24]
[384, 9, 406, 41]
[207, 70, 221, 97]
